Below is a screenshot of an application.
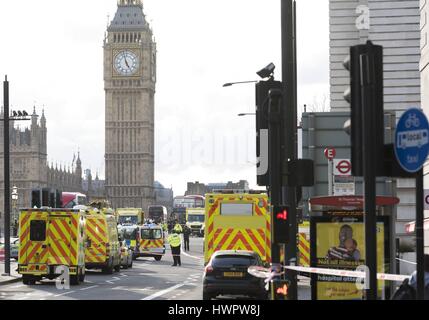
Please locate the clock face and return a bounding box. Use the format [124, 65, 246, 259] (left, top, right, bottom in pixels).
[114, 51, 139, 76]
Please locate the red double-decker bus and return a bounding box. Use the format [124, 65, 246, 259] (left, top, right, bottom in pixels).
[171, 195, 205, 224]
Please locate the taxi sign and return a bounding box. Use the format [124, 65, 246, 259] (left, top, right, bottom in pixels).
[395, 108, 429, 173]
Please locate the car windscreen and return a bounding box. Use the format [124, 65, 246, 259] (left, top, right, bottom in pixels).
[187, 215, 204, 223]
[119, 228, 138, 240]
[141, 229, 162, 240]
[118, 216, 138, 225]
[212, 255, 258, 268]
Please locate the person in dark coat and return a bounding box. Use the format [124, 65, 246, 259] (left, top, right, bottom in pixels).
[183, 225, 191, 252]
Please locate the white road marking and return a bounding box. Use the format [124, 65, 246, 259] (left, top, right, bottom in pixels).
[141, 283, 185, 301]
[181, 248, 204, 261]
[10, 284, 25, 289]
[106, 281, 114, 284]
[80, 285, 99, 291]
[54, 290, 76, 297]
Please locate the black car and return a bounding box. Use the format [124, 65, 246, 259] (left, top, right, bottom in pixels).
[203, 250, 267, 300]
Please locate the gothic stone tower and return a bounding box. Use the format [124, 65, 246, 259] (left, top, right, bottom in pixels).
[104, 0, 156, 210]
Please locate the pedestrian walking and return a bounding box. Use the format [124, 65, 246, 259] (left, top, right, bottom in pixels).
[167, 230, 182, 267]
[183, 225, 191, 251]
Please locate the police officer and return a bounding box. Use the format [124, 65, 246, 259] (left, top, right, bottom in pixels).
[173, 220, 183, 234]
[167, 230, 182, 267]
[183, 225, 191, 252]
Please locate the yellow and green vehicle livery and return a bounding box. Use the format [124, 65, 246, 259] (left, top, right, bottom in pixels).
[18, 208, 86, 285]
[186, 208, 205, 237]
[134, 224, 165, 261]
[84, 208, 121, 274]
[116, 208, 145, 226]
[204, 191, 271, 265]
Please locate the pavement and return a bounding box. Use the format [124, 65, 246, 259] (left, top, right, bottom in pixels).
[0, 236, 312, 300]
[0, 260, 21, 285]
[0, 237, 205, 300]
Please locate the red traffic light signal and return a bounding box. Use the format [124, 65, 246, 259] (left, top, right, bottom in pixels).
[276, 284, 288, 296]
[272, 206, 289, 244]
[271, 279, 290, 300]
[276, 208, 288, 221]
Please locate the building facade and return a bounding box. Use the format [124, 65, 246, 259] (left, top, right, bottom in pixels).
[329, 0, 421, 247]
[421, 0, 429, 254]
[330, 0, 421, 112]
[0, 108, 82, 232]
[104, 0, 156, 210]
[186, 180, 250, 196]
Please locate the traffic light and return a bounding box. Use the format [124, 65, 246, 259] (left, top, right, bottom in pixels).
[272, 205, 290, 243]
[256, 79, 282, 186]
[343, 41, 384, 176]
[271, 279, 290, 300]
[31, 189, 41, 208]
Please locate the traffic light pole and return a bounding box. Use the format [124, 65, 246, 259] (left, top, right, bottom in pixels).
[3, 76, 11, 276]
[281, 0, 298, 300]
[268, 89, 284, 265]
[416, 170, 425, 300]
[361, 50, 378, 300]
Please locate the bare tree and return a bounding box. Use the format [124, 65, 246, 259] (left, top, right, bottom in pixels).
[307, 93, 330, 112]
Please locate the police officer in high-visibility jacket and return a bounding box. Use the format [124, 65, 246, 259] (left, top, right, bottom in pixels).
[167, 230, 182, 267]
[173, 221, 183, 234]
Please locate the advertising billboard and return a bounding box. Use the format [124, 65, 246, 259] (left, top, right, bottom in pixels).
[311, 214, 390, 300]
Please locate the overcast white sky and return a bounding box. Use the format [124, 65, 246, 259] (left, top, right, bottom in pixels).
[0, 0, 329, 196]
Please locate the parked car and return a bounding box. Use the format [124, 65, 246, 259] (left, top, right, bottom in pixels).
[0, 237, 19, 261]
[10, 238, 19, 261]
[119, 240, 133, 269]
[0, 239, 4, 262]
[202, 250, 267, 300]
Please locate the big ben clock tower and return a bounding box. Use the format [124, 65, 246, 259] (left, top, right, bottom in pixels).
[104, 0, 156, 210]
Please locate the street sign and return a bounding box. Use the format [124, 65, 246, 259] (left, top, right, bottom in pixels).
[395, 108, 429, 173]
[333, 159, 354, 195]
[324, 147, 336, 160]
[334, 159, 352, 176]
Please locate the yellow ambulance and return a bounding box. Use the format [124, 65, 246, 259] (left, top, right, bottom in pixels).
[84, 208, 121, 274]
[18, 208, 86, 285]
[204, 190, 271, 265]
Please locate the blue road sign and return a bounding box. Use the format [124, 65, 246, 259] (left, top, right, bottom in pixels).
[395, 108, 429, 173]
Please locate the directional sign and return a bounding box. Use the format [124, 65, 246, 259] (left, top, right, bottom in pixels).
[395, 108, 429, 173]
[324, 147, 336, 160]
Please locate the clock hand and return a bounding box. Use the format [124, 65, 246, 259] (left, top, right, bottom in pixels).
[122, 52, 130, 69]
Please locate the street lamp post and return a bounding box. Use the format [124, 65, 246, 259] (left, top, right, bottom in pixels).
[11, 186, 18, 237]
[238, 113, 256, 117]
[2, 75, 31, 276]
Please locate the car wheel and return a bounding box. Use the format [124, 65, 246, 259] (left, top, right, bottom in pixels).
[114, 264, 121, 272]
[102, 258, 114, 274]
[79, 268, 85, 283]
[203, 291, 214, 300]
[70, 274, 80, 286]
[23, 275, 32, 285]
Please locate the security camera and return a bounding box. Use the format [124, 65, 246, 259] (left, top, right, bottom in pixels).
[256, 63, 276, 79]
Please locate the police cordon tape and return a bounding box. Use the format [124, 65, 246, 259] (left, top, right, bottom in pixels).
[248, 265, 410, 282]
